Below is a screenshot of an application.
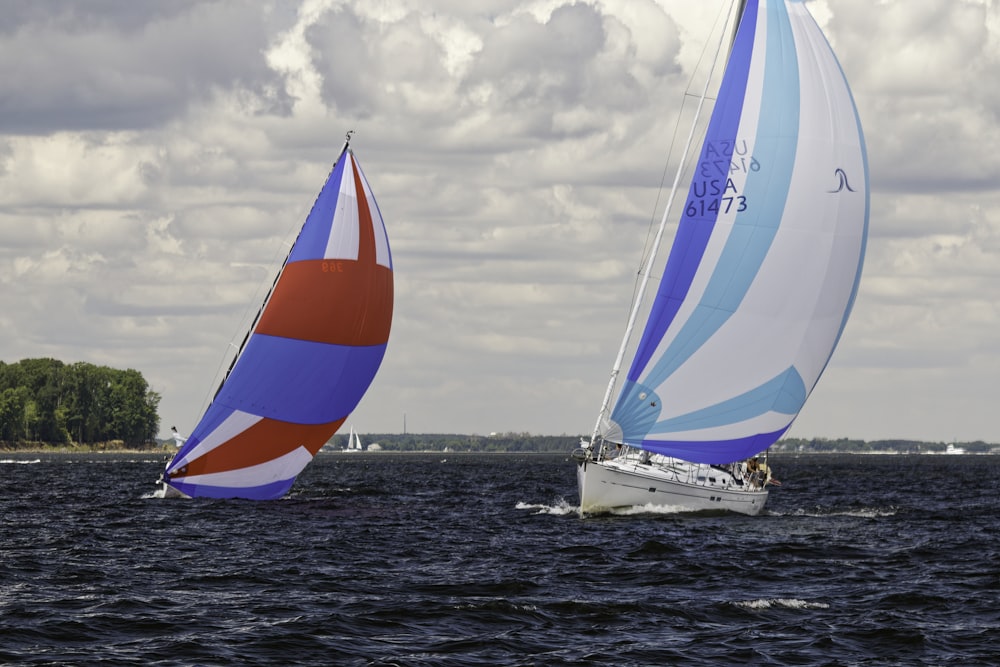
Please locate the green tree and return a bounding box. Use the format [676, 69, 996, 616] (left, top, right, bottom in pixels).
[0, 358, 161, 447]
[0, 386, 29, 441]
[108, 368, 160, 445]
[16, 358, 68, 443]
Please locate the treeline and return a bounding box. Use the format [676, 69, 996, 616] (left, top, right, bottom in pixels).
[0, 358, 160, 447]
[334, 432, 582, 453]
[333, 433, 996, 454]
[776, 437, 996, 454]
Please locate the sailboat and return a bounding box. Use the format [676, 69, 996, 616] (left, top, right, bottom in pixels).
[574, 0, 868, 516]
[160, 133, 393, 499]
[344, 426, 364, 452]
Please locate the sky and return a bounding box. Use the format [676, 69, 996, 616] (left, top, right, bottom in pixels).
[1, 0, 998, 444]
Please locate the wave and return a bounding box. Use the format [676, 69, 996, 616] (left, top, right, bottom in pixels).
[517, 499, 731, 517]
[772, 507, 898, 518]
[734, 598, 830, 610]
[1, 459, 40, 464]
[610, 502, 694, 516]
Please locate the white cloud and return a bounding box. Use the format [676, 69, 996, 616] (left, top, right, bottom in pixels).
[0, 0, 998, 444]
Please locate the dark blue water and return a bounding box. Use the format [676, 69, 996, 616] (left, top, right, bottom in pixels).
[2, 452, 998, 666]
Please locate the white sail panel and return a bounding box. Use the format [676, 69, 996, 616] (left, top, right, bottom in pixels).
[323, 155, 361, 260]
[169, 447, 314, 491]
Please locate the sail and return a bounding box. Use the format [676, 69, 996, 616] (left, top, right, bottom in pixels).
[347, 426, 362, 451]
[164, 146, 393, 498]
[606, 0, 868, 464]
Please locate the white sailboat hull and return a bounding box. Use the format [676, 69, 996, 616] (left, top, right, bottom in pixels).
[576, 454, 768, 516]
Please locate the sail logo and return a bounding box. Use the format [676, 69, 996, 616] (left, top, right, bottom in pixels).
[828, 168, 856, 193]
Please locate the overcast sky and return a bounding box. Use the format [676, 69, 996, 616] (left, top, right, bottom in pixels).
[2, 0, 998, 444]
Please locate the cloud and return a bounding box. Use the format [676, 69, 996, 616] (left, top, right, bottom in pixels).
[0, 0, 998, 445]
[0, 1, 294, 135]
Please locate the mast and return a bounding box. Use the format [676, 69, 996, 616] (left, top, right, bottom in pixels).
[587, 1, 743, 454]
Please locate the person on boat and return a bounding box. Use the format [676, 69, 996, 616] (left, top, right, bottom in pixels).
[759, 461, 781, 486]
[747, 457, 764, 488]
[171, 426, 187, 447]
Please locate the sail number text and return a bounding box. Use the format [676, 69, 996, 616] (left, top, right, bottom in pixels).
[686, 195, 746, 217]
[321, 261, 345, 273]
[685, 139, 760, 219]
[699, 156, 761, 178]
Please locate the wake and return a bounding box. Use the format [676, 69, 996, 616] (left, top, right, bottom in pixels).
[516, 499, 577, 515]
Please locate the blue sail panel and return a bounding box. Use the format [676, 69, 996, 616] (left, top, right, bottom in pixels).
[639, 428, 791, 464]
[607, 0, 868, 463]
[213, 334, 388, 424]
[167, 475, 297, 501]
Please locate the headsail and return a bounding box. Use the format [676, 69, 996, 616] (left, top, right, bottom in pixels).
[604, 0, 868, 464]
[164, 142, 393, 498]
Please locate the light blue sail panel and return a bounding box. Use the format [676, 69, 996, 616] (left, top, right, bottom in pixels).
[608, 0, 868, 464]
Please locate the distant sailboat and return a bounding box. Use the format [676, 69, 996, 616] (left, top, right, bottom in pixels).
[344, 426, 364, 452]
[574, 0, 868, 515]
[161, 134, 393, 499]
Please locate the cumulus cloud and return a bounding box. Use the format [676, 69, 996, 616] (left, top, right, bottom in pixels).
[0, 1, 293, 134]
[1, 0, 997, 443]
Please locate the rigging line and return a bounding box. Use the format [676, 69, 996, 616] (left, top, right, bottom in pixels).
[195, 137, 355, 417]
[217, 138, 354, 395]
[632, 0, 739, 300]
[590, 0, 739, 453]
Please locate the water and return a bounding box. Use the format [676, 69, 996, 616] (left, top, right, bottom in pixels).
[2, 452, 998, 666]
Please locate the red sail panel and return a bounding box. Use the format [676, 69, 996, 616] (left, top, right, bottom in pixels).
[255, 261, 393, 346]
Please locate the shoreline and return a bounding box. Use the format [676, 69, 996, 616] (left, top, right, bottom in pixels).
[1, 446, 175, 454]
[3, 449, 994, 457]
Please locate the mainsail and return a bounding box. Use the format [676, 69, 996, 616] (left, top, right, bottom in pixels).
[163, 141, 393, 499]
[601, 0, 868, 464]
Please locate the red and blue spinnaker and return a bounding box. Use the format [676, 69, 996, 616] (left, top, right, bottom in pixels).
[163, 142, 392, 499]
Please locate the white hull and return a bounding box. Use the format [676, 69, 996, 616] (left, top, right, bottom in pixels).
[575, 451, 768, 516]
